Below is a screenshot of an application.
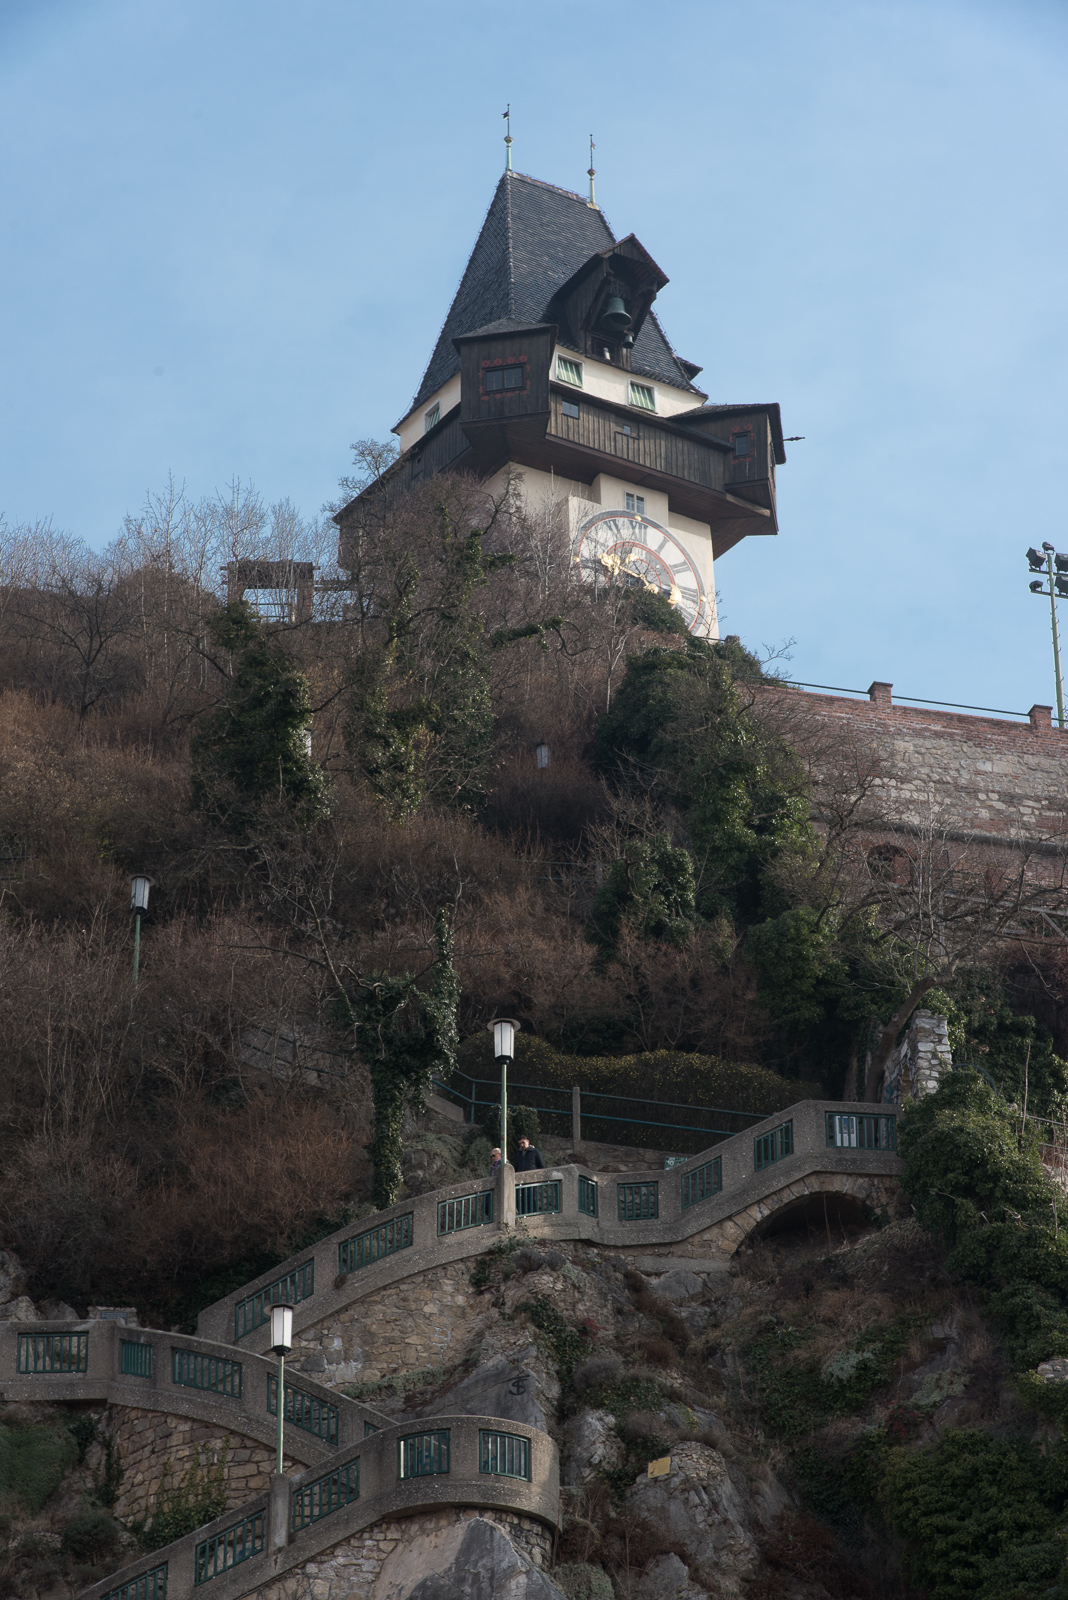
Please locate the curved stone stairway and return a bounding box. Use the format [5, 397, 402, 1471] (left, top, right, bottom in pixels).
[1, 1099, 900, 1600]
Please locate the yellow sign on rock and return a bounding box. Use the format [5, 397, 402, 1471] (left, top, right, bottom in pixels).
[647, 1456, 671, 1478]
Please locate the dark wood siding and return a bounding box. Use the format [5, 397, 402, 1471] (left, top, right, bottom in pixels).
[548, 392, 728, 495]
[459, 329, 554, 426]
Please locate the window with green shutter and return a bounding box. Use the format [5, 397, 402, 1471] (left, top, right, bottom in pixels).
[557, 357, 583, 387]
[628, 382, 656, 412]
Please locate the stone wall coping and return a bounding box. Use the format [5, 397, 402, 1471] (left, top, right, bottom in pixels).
[76, 1412, 558, 1600]
[197, 1100, 901, 1352]
[0, 1317, 391, 1460]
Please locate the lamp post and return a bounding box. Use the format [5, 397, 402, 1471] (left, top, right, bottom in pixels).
[486, 1018, 520, 1164]
[1027, 545, 1068, 729]
[268, 1303, 293, 1478]
[128, 876, 153, 986]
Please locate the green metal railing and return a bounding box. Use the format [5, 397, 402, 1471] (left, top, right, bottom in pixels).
[338, 1213, 413, 1276]
[826, 1112, 897, 1152]
[681, 1157, 722, 1209]
[480, 1429, 531, 1480]
[398, 1429, 451, 1479]
[267, 1377, 339, 1445]
[172, 1349, 242, 1399]
[234, 1260, 314, 1340]
[754, 1120, 794, 1172]
[516, 1179, 561, 1216]
[433, 1070, 768, 1152]
[120, 1339, 154, 1378]
[17, 1332, 88, 1374]
[578, 1175, 598, 1217]
[101, 1562, 168, 1600]
[194, 1510, 265, 1584]
[437, 1190, 493, 1235]
[617, 1181, 659, 1221]
[291, 1461, 359, 1530]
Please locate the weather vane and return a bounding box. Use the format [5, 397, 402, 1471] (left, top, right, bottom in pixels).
[587, 135, 597, 209]
[503, 105, 512, 172]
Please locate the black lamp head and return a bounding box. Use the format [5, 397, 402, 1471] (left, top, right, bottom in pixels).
[1027, 548, 1046, 571]
[1031, 580, 1046, 593]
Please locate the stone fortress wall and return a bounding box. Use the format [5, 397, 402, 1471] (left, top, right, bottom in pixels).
[769, 678, 1068, 852]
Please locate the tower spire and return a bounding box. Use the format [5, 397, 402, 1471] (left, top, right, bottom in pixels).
[587, 135, 597, 208]
[503, 105, 512, 172]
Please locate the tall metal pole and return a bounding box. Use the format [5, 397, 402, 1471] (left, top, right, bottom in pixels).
[1047, 550, 1066, 729]
[276, 1350, 285, 1477]
[500, 1056, 508, 1167]
[132, 911, 142, 986]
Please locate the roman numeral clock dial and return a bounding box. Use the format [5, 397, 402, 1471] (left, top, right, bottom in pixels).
[573, 510, 710, 633]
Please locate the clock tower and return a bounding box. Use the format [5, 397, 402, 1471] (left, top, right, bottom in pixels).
[336, 168, 785, 637]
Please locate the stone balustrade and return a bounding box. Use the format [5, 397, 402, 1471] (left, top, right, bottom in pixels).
[76, 1414, 558, 1600]
[0, 1318, 391, 1467]
[196, 1100, 902, 1355]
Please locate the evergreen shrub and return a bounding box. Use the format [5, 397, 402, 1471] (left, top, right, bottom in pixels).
[457, 1034, 821, 1152]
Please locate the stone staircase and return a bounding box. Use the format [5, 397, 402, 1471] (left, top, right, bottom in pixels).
[1, 1098, 901, 1600]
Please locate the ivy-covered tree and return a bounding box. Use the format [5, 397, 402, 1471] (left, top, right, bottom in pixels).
[595, 640, 812, 923]
[353, 911, 460, 1209]
[190, 601, 329, 837]
[587, 833, 696, 955]
[346, 500, 514, 819]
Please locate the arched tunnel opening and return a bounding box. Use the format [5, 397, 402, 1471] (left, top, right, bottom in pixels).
[745, 1190, 872, 1249]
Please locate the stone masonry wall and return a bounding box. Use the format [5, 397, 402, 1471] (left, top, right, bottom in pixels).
[250, 1507, 553, 1600]
[882, 1009, 952, 1103]
[294, 1259, 490, 1389]
[767, 685, 1068, 850]
[104, 1406, 294, 1525]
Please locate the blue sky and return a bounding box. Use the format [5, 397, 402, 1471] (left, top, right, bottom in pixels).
[2, 0, 1066, 714]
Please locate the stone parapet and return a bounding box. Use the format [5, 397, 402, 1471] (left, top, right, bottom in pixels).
[76, 1415, 559, 1600]
[197, 1100, 902, 1358]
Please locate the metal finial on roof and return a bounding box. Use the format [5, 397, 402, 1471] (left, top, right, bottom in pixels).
[503, 105, 513, 172]
[587, 135, 597, 209]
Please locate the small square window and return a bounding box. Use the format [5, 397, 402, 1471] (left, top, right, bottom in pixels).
[561, 399, 580, 420]
[733, 432, 753, 459]
[625, 493, 645, 514]
[629, 382, 656, 412]
[484, 364, 524, 393]
[557, 357, 583, 387]
[424, 403, 440, 432]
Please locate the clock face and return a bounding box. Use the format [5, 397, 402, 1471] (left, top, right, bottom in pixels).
[573, 510, 710, 634]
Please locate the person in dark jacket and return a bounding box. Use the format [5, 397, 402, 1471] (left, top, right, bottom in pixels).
[513, 1136, 545, 1172]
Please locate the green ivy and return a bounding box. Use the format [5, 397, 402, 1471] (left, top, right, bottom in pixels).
[742, 1314, 920, 1438]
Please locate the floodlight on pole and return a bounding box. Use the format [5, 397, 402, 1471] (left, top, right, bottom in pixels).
[486, 1017, 520, 1165]
[1025, 546, 1067, 729]
[128, 876, 153, 986]
[269, 1303, 293, 1477]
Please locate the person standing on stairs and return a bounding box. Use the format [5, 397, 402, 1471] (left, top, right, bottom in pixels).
[514, 1136, 545, 1172]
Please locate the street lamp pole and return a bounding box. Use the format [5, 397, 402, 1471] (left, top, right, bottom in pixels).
[486, 1018, 520, 1165]
[269, 1304, 293, 1478]
[1027, 546, 1068, 730]
[128, 876, 153, 986]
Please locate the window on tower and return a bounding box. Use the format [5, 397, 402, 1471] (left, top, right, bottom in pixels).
[483, 364, 525, 392]
[628, 382, 656, 412]
[561, 400, 580, 419]
[556, 356, 583, 387]
[424, 403, 440, 432]
[625, 493, 645, 515]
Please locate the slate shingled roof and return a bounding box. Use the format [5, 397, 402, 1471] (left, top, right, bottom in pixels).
[411, 171, 704, 411]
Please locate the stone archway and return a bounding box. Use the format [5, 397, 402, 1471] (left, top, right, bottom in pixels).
[687, 1172, 902, 1260]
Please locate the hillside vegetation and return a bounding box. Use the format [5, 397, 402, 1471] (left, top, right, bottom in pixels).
[0, 464, 1064, 1326]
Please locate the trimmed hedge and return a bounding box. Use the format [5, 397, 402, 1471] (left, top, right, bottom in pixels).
[452, 1035, 822, 1153]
